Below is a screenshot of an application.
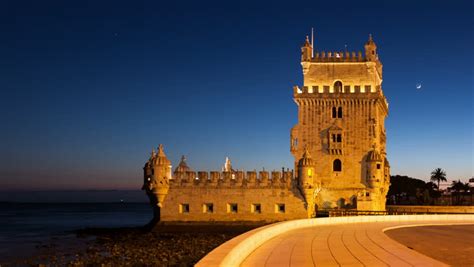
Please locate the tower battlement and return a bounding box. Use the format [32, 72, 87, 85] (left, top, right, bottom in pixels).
[304, 51, 366, 62]
[293, 85, 389, 113]
[294, 85, 384, 96]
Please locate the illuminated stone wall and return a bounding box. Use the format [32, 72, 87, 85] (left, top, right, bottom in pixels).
[290, 35, 390, 211]
[143, 35, 392, 223]
[160, 171, 307, 222]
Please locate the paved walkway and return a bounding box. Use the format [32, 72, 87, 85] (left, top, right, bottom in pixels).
[241, 221, 472, 267]
[385, 224, 474, 266]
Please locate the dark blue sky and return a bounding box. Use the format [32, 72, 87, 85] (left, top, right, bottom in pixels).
[0, 0, 472, 190]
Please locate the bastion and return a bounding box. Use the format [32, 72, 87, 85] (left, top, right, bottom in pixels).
[142, 34, 390, 223]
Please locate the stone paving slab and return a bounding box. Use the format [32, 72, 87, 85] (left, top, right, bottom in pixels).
[385, 225, 474, 266]
[196, 215, 474, 267]
[241, 221, 473, 267]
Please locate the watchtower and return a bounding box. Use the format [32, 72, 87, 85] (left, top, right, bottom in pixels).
[291, 34, 390, 211]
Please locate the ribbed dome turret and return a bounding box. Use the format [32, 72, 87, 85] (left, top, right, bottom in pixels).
[151, 144, 171, 166]
[174, 155, 191, 173]
[298, 147, 315, 167]
[367, 149, 382, 162]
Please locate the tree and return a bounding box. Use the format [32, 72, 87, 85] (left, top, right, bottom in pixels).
[430, 168, 447, 191]
[387, 175, 427, 204]
[425, 182, 438, 204]
[425, 181, 438, 191]
[448, 180, 470, 205]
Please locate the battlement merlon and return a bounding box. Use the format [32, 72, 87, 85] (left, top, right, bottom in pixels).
[292, 85, 389, 115]
[169, 170, 295, 189]
[304, 51, 367, 62]
[301, 34, 382, 63]
[300, 34, 383, 86]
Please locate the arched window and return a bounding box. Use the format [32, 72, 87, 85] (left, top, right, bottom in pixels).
[332, 107, 337, 118]
[333, 159, 342, 172]
[334, 81, 342, 93]
[337, 107, 343, 118]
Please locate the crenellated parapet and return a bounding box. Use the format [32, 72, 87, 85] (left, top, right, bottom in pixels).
[303, 51, 365, 63]
[293, 85, 384, 96]
[301, 34, 380, 64]
[170, 170, 295, 189]
[292, 85, 389, 114]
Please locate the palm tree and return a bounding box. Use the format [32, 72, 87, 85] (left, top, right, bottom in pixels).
[430, 168, 447, 191]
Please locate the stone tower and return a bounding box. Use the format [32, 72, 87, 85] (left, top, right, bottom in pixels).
[297, 147, 319, 217]
[291, 34, 390, 211]
[143, 144, 172, 224]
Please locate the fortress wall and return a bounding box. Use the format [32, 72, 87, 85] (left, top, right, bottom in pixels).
[291, 99, 381, 187]
[291, 82, 390, 210]
[160, 170, 307, 222]
[160, 187, 307, 222]
[170, 170, 293, 188]
[317, 188, 362, 209]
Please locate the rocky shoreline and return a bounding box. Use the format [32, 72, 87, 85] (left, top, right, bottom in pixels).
[3, 223, 265, 266]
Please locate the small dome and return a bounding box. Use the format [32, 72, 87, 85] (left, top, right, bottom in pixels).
[150, 144, 171, 166]
[367, 150, 382, 162]
[298, 148, 315, 167]
[174, 155, 192, 173]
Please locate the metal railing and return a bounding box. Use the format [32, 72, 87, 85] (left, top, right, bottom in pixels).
[315, 209, 473, 218]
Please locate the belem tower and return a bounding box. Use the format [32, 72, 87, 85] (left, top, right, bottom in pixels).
[142, 34, 390, 223]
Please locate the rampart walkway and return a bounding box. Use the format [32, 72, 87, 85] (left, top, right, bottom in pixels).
[197, 215, 474, 267]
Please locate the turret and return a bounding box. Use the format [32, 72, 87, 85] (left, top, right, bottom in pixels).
[297, 147, 318, 218]
[298, 148, 315, 188]
[366, 149, 383, 188]
[301, 35, 312, 62]
[174, 155, 191, 175]
[301, 35, 313, 75]
[143, 144, 172, 227]
[364, 34, 378, 61]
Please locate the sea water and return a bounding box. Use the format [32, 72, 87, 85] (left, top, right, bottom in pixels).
[0, 191, 152, 262]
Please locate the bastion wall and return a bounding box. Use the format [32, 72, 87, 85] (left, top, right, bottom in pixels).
[160, 170, 308, 222]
